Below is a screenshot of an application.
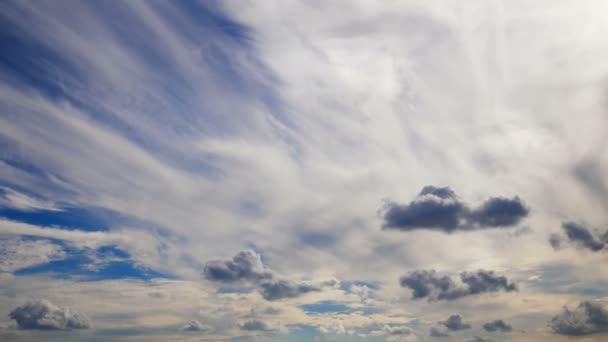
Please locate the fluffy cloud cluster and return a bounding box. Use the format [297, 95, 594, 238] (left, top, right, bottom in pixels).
[204, 250, 337, 300]
[400, 270, 516, 301]
[382, 186, 528, 232]
[550, 301, 608, 336]
[482, 319, 512, 332]
[429, 314, 470, 337]
[9, 299, 91, 330]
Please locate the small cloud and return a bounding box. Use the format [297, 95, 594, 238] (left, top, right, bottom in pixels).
[9, 299, 91, 330]
[439, 314, 471, 331]
[259, 279, 320, 301]
[400, 269, 516, 301]
[180, 320, 208, 332]
[482, 319, 512, 332]
[549, 234, 562, 250]
[319, 319, 347, 334]
[467, 337, 495, 342]
[429, 326, 449, 337]
[0, 187, 61, 212]
[550, 300, 608, 336]
[381, 186, 528, 232]
[383, 324, 412, 336]
[240, 319, 270, 331]
[561, 221, 606, 252]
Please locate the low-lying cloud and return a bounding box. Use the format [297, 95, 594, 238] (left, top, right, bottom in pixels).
[439, 314, 471, 331]
[9, 299, 91, 330]
[204, 250, 336, 300]
[400, 270, 517, 301]
[382, 186, 529, 232]
[482, 319, 512, 332]
[550, 300, 608, 336]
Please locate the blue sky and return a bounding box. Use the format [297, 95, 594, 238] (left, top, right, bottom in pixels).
[1, 1, 608, 341]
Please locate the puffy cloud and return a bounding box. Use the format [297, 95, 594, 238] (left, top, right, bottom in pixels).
[482, 319, 512, 332]
[439, 314, 471, 331]
[240, 319, 269, 331]
[550, 301, 608, 336]
[180, 320, 208, 332]
[9, 299, 91, 330]
[204, 250, 335, 300]
[561, 222, 606, 252]
[382, 186, 528, 232]
[400, 270, 516, 301]
[203, 250, 273, 283]
[383, 325, 412, 336]
[319, 319, 347, 334]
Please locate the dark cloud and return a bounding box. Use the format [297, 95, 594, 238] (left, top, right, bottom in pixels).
[550, 301, 608, 336]
[469, 196, 529, 227]
[204, 250, 335, 301]
[9, 299, 91, 330]
[203, 250, 273, 283]
[562, 222, 606, 252]
[549, 233, 562, 250]
[482, 320, 512, 332]
[439, 314, 471, 331]
[384, 325, 411, 335]
[467, 337, 495, 342]
[381, 186, 528, 232]
[259, 279, 320, 301]
[399, 270, 516, 301]
[429, 326, 449, 337]
[240, 319, 269, 331]
[180, 320, 207, 332]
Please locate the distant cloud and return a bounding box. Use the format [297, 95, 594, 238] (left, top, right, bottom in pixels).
[0, 238, 66, 273]
[429, 326, 449, 337]
[550, 300, 608, 336]
[482, 320, 512, 332]
[467, 337, 495, 342]
[240, 319, 269, 331]
[399, 270, 517, 301]
[381, 186, 528, 232]
[204, 250, 336, 300]
[383, 325, 412, 336]
[9, 299, 91, 330]
[180, 320, 208, 332]
[439, 314, 471, 331]
[549, 234, 562, 250]
[561, 222, 607, 252]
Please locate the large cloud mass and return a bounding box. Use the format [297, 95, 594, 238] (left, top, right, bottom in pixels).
[9, 299, 91, 330]
[550, 301, 608, 336]
[400, 270, 517, 301]
[382, 186, 528, 232]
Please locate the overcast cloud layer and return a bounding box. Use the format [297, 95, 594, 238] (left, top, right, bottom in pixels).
[1, 1, 608, 341]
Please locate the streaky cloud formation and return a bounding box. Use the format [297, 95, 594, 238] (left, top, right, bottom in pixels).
[550, 300, 608, 336]
[204, 249, 336, 300]
[400, 270, 517, 301]
[561, 221, 607, 252]
[482, 319, 512, 332]
[9, 299, 91, 330]
[382, 186, 528, 232]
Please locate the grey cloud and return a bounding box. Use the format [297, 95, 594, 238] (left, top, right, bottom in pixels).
[382, 186, 528, 232]
[240, 319, 269, 331]
[467, 337, 495, 342]
[562, 222, 606, 252]
[550, 300, 608, 336]
[439, 314, 471, 331]
[259, 279, 320, 301]
[204, 250, 335, 301]
[9, 299, 91, 330]
[384, 325, 411, 335]
[400, 270, 516, 301]
[549, 234, 562, 250]
[180, 320, 208, 332]
[203, 250, 273, 283]
[429, 326, 449, 337]
[482, 320, 512, 332]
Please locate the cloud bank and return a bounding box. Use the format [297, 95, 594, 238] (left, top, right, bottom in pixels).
[9, 299, 91, 330]
[550, 301, 608, 336]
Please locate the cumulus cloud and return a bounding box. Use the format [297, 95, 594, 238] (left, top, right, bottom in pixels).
[561, 222, 607, 252]
[399, 270, 517, 301]
[383, 325, 412, 336]
[180, 320, 208, 332]
[382, 186, 528, 232]
[319, 319, 347, 335]
[482, 320, 512, 332]
[9, 299, 91, 330]
[429, 326, 449, 337]
[550, 300, 608, 336]
[439, 314, 471, 331]
[240, 319, 269, 331]
[204, 250, 335, 300]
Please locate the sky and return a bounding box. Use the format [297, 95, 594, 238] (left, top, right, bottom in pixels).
[1, 0, 608, 341]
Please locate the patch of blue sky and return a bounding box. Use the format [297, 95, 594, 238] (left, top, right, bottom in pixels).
[14, 242, 168, 281]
